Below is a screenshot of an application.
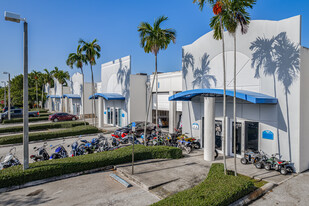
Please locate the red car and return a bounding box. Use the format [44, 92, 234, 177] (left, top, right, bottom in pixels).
[49, 113, 78, 122]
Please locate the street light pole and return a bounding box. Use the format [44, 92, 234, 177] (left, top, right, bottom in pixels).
[1, 81, 6, 109]
[3, 72, 11, 120]
[4, 11, 29, 170]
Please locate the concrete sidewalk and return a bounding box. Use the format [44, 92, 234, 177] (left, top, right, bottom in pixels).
[116, 150, 212, 199]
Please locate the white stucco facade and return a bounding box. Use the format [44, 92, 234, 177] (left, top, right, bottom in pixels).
[179, 15, 308, 172]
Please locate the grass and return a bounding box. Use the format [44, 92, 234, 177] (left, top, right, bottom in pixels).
[0, 125, 99, 145]
[0, 121, 88, 134]
[152, 163, 258, 206]
[0, 145, 182, 188]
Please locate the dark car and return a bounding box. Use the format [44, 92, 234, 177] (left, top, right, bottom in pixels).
[49, 113, 78, 122]
[3, 106, 18, 112]
[0, 109, 39, 122]
[113, 121, 156, 137]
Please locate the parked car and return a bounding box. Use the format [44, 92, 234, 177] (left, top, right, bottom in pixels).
[0, 109, 40, 122]
[113, 121, 156, 137]
[49, 113, 78, 122]
[3, 106, 18, 112]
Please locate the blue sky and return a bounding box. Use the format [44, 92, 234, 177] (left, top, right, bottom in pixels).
[0, 0, 308, 83]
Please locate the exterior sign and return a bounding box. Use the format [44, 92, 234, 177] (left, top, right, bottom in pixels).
[192, 123, 199, 130]
[122, 113, 125, 117]
[262, 130, 274, 140]
[132, 122, 136, 132]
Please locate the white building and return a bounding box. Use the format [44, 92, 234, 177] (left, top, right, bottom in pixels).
[169, 15, 309, 173]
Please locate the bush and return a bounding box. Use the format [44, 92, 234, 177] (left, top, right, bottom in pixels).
[30, 108, 49, 113]
[0, 121, 88, 134]
[152, 163, 255, 206]
[0, 145, 182, 188]
[2, 116, 49, 124]
[0, 125, 99, 145]
[39, 113, 52, 117]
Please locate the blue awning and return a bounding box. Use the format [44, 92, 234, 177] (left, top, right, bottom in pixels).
[63, 94, 81, 99]
[169, 89, 277, 104]
[46, 95, 61, 99]
[89, 93, 125, 100]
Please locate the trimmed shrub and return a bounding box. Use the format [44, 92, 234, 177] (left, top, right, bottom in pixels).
[152, 163, 255, 206]
[2, 116, 49, 124]
[0, 121, 88, 134]
[0, 125, 99, 145]
[30, 108, 49, 113]
[0, 145, 182, 188]
[39, 113, 52, 117]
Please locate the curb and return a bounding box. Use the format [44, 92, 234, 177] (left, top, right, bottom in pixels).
[229, 182, 276, 206]
[0, 165, 113, 194]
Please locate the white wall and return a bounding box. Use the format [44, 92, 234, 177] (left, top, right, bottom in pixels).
[182, 16, 302, 171]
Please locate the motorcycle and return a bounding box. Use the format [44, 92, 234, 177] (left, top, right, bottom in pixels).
[68, 136, 86, 157]
[49, 142, 68, 160]
[97, 134, 112, 152]
[177, 134, 201, 149]
[254, 151, 269, 169]
[177, 138, 193, 154]
[0, 147, 21, 170]
[30, 142, 50, 162]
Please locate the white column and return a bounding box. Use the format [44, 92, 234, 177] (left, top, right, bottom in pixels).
[98, 97, 104, 128]
[204, 97, 215, 161]
[169, 91, 176, 134]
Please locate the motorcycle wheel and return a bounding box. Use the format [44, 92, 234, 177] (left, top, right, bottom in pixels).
[255, 162, 263, 169]
[185, 146, 192, 154]
[241, 158, 248, 165]
[280, 167, 288, 175]
[265, 163, 271, 171]
[50, 153, 60, 159]
[287, 166, 293, 173]
[194, 142, 201, 149]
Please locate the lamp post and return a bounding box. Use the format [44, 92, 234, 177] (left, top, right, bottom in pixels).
[1, 81, 6, 109]
[3, 72, 11, 120]
[4, 11, 29, 170]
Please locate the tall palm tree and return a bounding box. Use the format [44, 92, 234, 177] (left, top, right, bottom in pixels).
[32, 70, 41, 109]
[138, 15, 176, 142]
[227, 0, 256, 176]
[67, 44, 88, 124]
[193, 0, 229, 175]
[43, 68, 54, 111]
[52, 67, 70, 112]
[79, 39, 101, 126]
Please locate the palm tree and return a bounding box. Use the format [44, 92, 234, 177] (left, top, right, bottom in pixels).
[52, 67, 70, 112]
[226, 0, 256, 176]
[32, 70, 41, 109]
[79, 39, 101, 126]
[193, 0, 229, 175]
[67, 44, 88, 124]
[43, 69, 54, 111]
[138, 15, 176, 143]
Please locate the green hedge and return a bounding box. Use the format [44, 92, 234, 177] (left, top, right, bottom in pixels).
[30, 108, 49, 113]
[0, 145, 182, 188]
[0, 121, 88, 134]
[0, 125, 99, 145]
[153, 163, 255, 206]
[2, 116, 49, 124]
[39, 113, 52, 117]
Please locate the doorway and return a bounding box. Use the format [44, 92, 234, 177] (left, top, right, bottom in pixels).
[115, 108, 121, 127]
[245, 121, 259, 152]
[232, 122, 242, 155]
[215, 120, 222, 151]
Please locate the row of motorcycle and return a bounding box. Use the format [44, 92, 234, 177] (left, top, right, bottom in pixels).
[241, 150, 294, 175]
[0, 134, 120, 170]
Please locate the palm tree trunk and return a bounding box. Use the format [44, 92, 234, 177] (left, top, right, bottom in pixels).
[144, 73, 156, 146]
[90, 65, 96, 127]
[61, 85, 64, 112]
[36, 81, 38, 109]
[220, 18, 227, 175]
[41, 85, 44, 109]
[155, 53, 158, 133]
[81, 69, 86, 125]
[233, 33, 237, 176]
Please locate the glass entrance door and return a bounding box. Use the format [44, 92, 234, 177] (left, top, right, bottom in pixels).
[232, 122, 242, 155]
[215, 120, 222, 151]
[245, 122, 259, 152]
[115, 108, 121, 127]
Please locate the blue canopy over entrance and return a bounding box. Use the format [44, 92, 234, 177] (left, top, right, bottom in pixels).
[168, 89, 277, 104]
[89, 93, 125, 100]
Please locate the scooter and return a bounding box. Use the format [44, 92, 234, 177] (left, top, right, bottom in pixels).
[49, 142, 68, 160]
[0, 147, 21, 170]
[30, 142, 50, 162]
